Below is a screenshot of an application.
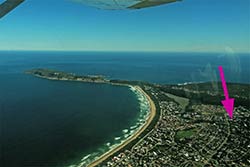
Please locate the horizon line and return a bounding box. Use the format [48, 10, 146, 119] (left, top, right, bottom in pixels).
[0, 50, 249, 54]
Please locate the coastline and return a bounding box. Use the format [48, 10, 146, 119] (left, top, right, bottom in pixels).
[25, 69, 157, 167]
[87, 85, 156, 167]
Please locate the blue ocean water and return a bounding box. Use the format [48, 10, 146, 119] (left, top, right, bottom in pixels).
[0, 51, 249, 166]
[1, 51, 249, 84]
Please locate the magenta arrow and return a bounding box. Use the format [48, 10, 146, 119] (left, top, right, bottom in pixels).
[218, 66, 234, 119]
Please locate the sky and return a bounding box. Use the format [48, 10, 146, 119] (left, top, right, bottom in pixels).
[0, 0, 249, 53]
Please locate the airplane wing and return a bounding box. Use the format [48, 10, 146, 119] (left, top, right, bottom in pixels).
[0, 0, 181, 19]
[72, 0, 181, 10]
[0, 0, 24, 18]
[129, 0, 181, 9]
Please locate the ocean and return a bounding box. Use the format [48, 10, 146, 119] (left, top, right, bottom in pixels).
[0, 51, 249, 166]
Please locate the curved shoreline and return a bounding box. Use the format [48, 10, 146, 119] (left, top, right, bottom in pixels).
[87, 85, 156, 167]
[25, 69, 157, 167]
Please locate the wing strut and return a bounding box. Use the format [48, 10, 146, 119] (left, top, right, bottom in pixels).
[0, 0, 24, 19]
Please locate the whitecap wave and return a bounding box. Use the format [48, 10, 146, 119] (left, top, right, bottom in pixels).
[122, 129, 129, 134]
[115, 137, 121, 140]
[81, 154, 91, 161]
[130, 125, 137, 130]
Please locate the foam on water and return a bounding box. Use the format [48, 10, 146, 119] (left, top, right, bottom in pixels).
[115, 137, 121, 140]
[122, 129, 129, 134]
[130, 125, 137, 130]
[81, 154, 91, 161]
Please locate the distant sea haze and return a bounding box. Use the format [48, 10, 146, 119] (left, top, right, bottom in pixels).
[0, 51, 249, 166]
[0, 51, 249, 84]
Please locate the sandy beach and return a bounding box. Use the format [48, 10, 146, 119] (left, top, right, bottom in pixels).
[87, 85, 156, 167]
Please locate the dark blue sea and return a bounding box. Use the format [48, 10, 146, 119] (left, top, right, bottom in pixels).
[0, 51, 249, 166]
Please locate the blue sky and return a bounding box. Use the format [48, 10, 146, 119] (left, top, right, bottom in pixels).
[0, 0, 249, 52]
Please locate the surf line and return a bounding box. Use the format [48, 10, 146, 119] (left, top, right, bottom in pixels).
[87, 85, 156, 167]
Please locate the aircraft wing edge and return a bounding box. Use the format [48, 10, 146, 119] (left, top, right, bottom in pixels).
[129, 0, 181, 9]
[0, 0, 25, 19]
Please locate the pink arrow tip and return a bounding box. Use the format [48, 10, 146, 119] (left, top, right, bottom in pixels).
[221, 98, 235, 119]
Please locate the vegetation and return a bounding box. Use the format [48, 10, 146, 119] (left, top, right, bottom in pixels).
[159, 82, 250, 109]
[26, 69, 108, 83]
[175, 128, 196, 140]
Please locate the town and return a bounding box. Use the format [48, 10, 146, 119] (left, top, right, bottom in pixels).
[102, 83, 250, 167]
